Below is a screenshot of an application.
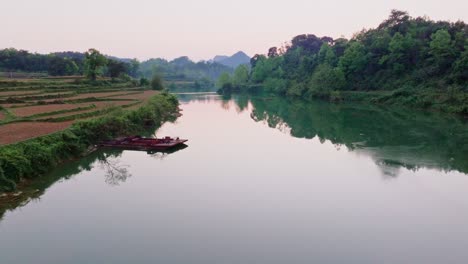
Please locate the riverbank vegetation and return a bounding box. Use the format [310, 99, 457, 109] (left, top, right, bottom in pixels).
[0, 92, 179, 192]
[218, 10, 468, 115]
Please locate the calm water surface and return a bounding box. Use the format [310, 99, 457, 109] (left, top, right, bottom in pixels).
[1, 93, 468, 264]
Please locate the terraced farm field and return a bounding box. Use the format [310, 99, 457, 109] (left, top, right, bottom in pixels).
[0, 78, 157, 145]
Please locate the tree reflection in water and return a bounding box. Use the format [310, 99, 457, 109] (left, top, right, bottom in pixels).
[234, 95, 468, 177]
[0, 144, 191, 220]
[98, 157, 131, 186]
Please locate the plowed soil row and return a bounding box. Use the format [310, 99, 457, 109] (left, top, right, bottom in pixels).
[0, 91, 41, 97]
[12, 103, 95, 117]
[34, 101, 137, 119]
[110, 90, 157, 100]
[0, 121, 74, 145]
[66, 91, 139, 100]
[12, 100, 140, 118]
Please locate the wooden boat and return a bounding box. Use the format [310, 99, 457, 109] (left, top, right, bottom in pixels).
[100, 135, 188, 151]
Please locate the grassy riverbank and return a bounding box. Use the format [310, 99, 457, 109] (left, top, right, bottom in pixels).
[0, 92, 179, 192]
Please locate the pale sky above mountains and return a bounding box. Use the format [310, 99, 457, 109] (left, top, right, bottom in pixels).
[2, 0, 467, 61]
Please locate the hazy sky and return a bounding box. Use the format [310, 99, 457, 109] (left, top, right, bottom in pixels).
[2, 0, 466, 61]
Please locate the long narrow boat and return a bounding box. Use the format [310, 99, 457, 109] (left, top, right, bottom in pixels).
[100, 135, 188, 151]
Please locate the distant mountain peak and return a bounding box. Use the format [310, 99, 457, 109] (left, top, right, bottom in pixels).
[232, 51, 249, 57]
[212, 51, 250, 68]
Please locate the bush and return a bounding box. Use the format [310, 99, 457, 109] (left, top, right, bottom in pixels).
[263, 78, 288, 94]
[118, 73, 132, 82]
[151, 74, 164, 90]
[140, 77, 150, 86]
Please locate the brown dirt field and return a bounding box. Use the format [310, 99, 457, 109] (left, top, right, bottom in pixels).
[120, 91, 158, 110]
[93, 100, 136, 108]
[67, 91, 138, 100]
[0, 90, 158, 145]
[18, 91, 76, 100]
[0, 91, 41, 97]
[11, 100, 137, 118]
[20, 90, 144, 103]
[23, 91, 132, 103]
[11, 103, 94, 117]
[0, 103, 29, 108]
[110, 90, 157, 100]
[34, 101, 136, 119]
[0, 112, 5, 120]
[0, 121, 74, 145]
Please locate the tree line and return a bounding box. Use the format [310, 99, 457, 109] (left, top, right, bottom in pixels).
[218, 10, 467, 111]
[0, 48, 140, 79]
[0, 48, 232, 88]
[139, 56, 232, 82]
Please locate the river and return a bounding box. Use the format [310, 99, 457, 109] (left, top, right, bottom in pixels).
[1, 92, 468, 264]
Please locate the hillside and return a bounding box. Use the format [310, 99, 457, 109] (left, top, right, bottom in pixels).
[213, 51, 250, 68]
[218, 10, 468, 115]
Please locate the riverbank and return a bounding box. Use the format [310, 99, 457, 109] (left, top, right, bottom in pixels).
[0, 92, 180, 192]
[220, 86, 468, 116]
[330, 89, 468, 116]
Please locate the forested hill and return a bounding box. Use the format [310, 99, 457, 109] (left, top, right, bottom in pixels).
[213, 51, 251, 68]
[218, 10, 468, 114]
[139, 56, 232, 81]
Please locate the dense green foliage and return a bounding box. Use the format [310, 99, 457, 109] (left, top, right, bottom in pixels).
[0, 93, 179, 192]
[217, 64, 255, 94]
[0, 49, 83, 76]
[220, 10, 468, 114]
[0, 48, 140, 79]
[84, 49, 108, 81]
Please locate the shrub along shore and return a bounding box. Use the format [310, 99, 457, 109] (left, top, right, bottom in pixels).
[0, 92, 179, 192]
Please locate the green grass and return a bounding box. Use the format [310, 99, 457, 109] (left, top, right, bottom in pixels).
[0, 107, 16, 122]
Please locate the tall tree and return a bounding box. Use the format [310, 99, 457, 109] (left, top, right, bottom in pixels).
[107, 59, 128, 79]
[429, 29, 456, 72]
[233, 64, 249, 86]
[318, 43, 337, 66]
[84, 49, 107, 81]
[338, 42, 369, 79]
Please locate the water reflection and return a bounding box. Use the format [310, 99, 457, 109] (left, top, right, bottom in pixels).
[175, 92, 468, 176]
[97, 152, 132, 186]
[0, 146, 187, 220]
[148, 144, 188, 160]
[231, 95, 468, 176]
